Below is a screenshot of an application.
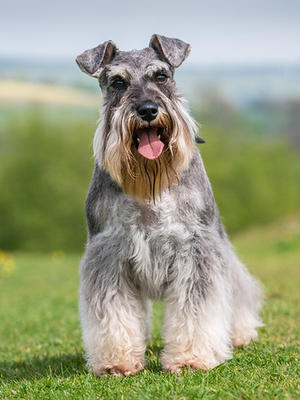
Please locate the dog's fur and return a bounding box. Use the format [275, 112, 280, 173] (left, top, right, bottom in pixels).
[76, 34, 262, 376]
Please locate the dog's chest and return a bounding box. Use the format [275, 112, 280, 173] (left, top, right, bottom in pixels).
[130, 197, 196, 299]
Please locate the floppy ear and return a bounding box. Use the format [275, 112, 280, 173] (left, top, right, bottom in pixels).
[149, 34, 191, 68]
[76, 41, 117, 78]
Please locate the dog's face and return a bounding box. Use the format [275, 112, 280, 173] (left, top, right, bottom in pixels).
[77, 35, 196, 202]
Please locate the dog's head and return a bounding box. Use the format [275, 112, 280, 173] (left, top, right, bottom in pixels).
[76, 34, 197, 202]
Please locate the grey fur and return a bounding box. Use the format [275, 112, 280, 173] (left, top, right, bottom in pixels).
[77, 35, 262, 376]
[83, 154, 216, 298]
[149, 34, 191, 68]
[76, 40, 117, 77]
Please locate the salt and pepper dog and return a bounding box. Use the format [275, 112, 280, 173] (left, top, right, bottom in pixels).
[76, 34, 262, 376]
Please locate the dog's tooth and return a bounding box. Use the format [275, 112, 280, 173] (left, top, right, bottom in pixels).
[158, 135, 161, 139]
[137, 137, 140, 143]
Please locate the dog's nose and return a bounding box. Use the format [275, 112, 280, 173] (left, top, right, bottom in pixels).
[137, 101, 158, 122]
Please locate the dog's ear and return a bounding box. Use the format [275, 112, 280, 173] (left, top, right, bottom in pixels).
[76, 41, 117, 78]
[149, 34, 191, 68]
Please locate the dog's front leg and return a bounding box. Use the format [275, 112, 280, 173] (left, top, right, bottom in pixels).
[79, 249, 146, 376]
[161, 258, 233, 373]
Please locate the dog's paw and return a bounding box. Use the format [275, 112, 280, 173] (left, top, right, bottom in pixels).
[162, 352, 222, 373]
[232, 329, 258, 348]
[93, 360, 144, 377]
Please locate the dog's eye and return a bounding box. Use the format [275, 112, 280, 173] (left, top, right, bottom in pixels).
[155, 73, 167, 84]
[111, 78, 127, 90]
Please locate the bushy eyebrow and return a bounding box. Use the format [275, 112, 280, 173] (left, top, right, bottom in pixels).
[145, 62, 170, 77]
[106, 65, 131, 81]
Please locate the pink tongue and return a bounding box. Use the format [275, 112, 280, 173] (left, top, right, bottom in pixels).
[137, 129, 164, 160]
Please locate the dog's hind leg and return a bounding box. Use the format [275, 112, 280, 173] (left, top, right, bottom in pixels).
[230, 251, 263, 348]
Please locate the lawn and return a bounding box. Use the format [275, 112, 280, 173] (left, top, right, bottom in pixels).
[0, 215, 299, 399]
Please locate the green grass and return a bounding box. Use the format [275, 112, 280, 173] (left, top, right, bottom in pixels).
[0, 216, 299, 399]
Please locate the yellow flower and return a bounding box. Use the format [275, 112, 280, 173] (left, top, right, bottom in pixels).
[0, 250, 16, 277]
[51, 250, 65, 264]
[0, 250, 6, 263]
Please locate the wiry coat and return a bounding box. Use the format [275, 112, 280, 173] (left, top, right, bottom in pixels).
[77, 35, 262, 376]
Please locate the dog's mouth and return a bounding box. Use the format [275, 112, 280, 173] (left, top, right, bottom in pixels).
[134, 126, 165, 160]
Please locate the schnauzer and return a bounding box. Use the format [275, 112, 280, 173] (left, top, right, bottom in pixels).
[76, 34, 262, 376]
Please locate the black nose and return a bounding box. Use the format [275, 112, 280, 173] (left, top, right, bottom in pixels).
[137, 101, 158, 122]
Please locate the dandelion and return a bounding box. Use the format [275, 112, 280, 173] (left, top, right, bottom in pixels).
[0, 250, 16, 277]
[0, 250, 6, 263]
[51, 250, 65, 264]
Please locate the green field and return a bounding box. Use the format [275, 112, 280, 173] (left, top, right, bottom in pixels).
[0, 215, 299, 399]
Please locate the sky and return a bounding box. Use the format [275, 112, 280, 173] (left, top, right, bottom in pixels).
[1, 0, 300, 66]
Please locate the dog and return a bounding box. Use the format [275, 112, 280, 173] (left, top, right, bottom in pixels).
[76, 34, 262, 376]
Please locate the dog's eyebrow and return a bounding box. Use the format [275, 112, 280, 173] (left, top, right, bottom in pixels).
[106, 65, 131, 81]
[145, 62, 170, 76]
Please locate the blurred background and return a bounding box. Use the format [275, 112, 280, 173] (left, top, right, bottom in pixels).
[1, 4, 299, 396]
[0, 0, 300, 254]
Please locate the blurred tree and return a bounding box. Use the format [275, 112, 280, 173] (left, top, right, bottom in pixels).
[0, 107, 95, 252]
[0, 103, 299, 252]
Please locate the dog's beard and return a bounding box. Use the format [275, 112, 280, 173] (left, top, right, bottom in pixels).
[94, 98, 196, 202]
